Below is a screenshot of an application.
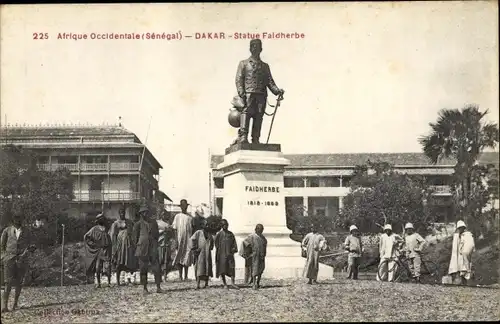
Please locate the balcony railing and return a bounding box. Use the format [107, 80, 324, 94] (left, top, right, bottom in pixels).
[73, 190, 140, 202]
[38, 162, 141, 172]
[429, 185, 452, 195]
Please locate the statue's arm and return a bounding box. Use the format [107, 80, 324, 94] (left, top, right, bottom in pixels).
[235, 61, 246, 98]
[266, 64, 282, 96]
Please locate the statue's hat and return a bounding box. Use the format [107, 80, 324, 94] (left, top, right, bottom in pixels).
[250, 39, 262, 46]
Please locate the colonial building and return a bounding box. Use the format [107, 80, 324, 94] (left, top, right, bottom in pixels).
[0, 123, 171, 220]
[210, 152, 499, 222]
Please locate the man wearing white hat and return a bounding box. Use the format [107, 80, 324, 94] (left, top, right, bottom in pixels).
[403, 223, 426, 283]
[344, 225, 363, 280]
[448, 220, 475, 285]
[377, 224, 403, 282]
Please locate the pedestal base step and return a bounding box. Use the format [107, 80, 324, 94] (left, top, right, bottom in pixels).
[232, 262, 332, 280]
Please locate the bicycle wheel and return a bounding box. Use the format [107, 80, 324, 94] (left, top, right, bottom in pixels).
[420, 260, 440, 285]
[393, 261, 410, 283]
[377, 260, 389, 281]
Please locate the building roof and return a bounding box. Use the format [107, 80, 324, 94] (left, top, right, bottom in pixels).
[0, 124, 163, 169]
[210, 152, 499, 169]
[0, 124, 134, 137]
[155, 190, 173, 203]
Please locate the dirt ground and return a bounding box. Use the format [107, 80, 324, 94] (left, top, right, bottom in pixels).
[1, 278, 499, 323]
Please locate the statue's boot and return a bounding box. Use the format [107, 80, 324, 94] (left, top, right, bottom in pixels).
[236, 113, 250, 144]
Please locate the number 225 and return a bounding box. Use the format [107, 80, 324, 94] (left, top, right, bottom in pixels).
[33, 33, 49, 40]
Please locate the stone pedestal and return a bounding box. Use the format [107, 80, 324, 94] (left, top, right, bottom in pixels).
[217, 143, 331, 280]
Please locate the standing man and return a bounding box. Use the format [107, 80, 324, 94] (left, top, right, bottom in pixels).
[1, 214, 36, 312]
[377, 224, 403, 282]
[448, 220, 475, 285]
[133, 205, 162, 294]
[403, 223, 426, 283]
[302, 224, 328, 284]
[83, 213, 112, 288]
[172, 199, 194, 281]
[344, 225, 363, 280]
[190, 222, 215, 289]
[214, 219, 239, 289]
[233, 39, 285, 144]
[109, 206, 137, 286]
[240, 224, 267, 290]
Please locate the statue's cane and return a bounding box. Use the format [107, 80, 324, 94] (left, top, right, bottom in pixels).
[266, 93, 284, 144]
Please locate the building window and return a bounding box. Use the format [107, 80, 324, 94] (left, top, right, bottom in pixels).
[131, 155, 140, 163]
[83, 156, 108, 164]
[37, 156, 49, 164]
[426, 175, 451, 186]
[284, 177, 305, 188]
[57, 156, 78, 164]
[216, 198, 223, 215]
[89, 176, 106, 200]
[90, 176, 105, 191]
[306, 177, 320, 187]
[214, 178, 224, 189]
[342, 177, 351, 187]
[308, 197, 340, 218]
[321, 177, 341, 187]
[130, 178, 139, 192]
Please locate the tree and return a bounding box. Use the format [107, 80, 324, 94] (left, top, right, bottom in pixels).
[450, 163, 499, 235]
[339, 162, 435, 234]
[286, 203, 337, 235]
[0, 145, 74, 243]
[419, 105, 499, 222]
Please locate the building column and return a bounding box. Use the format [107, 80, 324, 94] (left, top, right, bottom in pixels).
[339, 176, 343, 187]
[107, 155, 111, 196]
[77, 155, 81, 202]
[303, 196, 309, 217]
[339, 196, 343, 210]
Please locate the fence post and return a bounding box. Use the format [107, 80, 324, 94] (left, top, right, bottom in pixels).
[61, 224, 65, 287]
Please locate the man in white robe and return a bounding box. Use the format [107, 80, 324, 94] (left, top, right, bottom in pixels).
[448, 220, 475, 285]
[377, 224, 403, 282]
[302, 225, 328, 284]
[172, 199, 194, 280]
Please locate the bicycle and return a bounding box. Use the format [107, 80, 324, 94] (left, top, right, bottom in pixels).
[377, 248, 440, 285]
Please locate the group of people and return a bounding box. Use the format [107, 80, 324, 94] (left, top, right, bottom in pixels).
[336, 220, 476, 285]
[298, 222, 423, 285]
[0, 206, 478, 312]
[301, 219, 476, 286]
[82, 199, 269, 294]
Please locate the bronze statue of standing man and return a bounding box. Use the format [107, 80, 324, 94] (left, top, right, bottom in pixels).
[233, 39, 285, 145]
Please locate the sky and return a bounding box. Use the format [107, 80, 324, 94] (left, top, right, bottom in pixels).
[1, 2, 498, 205]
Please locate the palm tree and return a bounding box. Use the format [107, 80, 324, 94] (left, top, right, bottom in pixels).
[419, 105, 499, 223]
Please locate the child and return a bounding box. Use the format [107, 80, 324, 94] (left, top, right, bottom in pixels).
[344, 225, 363, 280]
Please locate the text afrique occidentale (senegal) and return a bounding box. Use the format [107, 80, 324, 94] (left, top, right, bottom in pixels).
[56, 32, 182, 40]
